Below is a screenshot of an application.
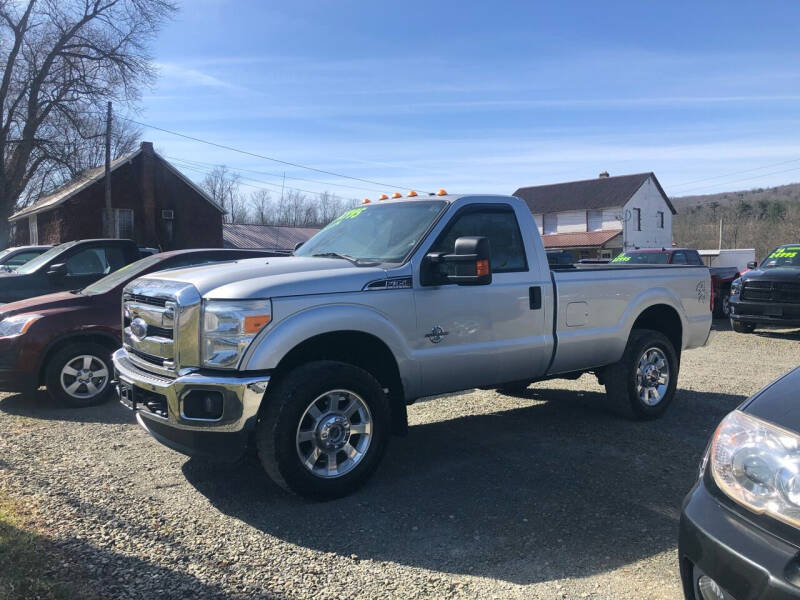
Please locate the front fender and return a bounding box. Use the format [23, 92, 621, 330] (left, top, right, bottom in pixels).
[240, 303, 420, 399]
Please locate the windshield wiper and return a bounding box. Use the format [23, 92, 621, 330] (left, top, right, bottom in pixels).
[311, 252, 366, 265]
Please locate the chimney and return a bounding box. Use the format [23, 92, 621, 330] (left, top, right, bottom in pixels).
[599, 171, 610, 178]
[139, 141, 158, 246]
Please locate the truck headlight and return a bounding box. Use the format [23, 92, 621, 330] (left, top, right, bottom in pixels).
[0, 314, 42, 338]
[201, 300, 271, 369]
[710, 410, 800, 527]
[730, 277, 742, 295]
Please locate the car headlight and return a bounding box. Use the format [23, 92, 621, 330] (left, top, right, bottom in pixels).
[710, 410, 800, 527]
[201, 299, 271, 369]
[730, 277, 742, 295]
[0, 314, 43, 338]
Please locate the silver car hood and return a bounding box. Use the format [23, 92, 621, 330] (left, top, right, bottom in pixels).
[135, 256, 387, 299]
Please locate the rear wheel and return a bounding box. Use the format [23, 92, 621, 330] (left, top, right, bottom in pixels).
[731, 320, 755, 333]
[45, 342, 113, 407]
[256, 360, 390, 500]
[603, 329, 679, 420]
[716, 290, 731, 318]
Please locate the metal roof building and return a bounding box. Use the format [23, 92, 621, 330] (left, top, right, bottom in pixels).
[222, 223, 320, 253]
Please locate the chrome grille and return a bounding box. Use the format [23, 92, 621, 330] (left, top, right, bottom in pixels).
[122, 278, 202, 377]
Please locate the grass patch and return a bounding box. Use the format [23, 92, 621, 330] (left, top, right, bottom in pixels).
[0, 493, 95, 600]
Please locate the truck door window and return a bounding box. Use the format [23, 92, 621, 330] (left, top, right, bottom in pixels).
[687, 251, 703, 266]
[65, 248, 109, 275]
[430, 207, 527, 274]
[672, 252, 688, 265]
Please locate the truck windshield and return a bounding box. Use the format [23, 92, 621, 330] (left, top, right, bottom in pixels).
[14, 241, 78, 275]
[760, 246, 800, 269]
[611, 252, 669, 264]
[295, 201, 447, 263]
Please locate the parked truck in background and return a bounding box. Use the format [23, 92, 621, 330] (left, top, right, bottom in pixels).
[114, 193, 712, 499]
[729, 244, 800, 332]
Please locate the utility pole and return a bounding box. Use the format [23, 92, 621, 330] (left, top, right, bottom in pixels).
[280, 171, 286, 202]
[719, 217, 723, 250]
[104, 101, 113, 237]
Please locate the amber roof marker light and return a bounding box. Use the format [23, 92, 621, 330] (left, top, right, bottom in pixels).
[378, 193, 389, 200]
[391, 192, 402, 198]
[407, 190, 418, 197]
[362, 198, 371, 204]
[436, 189, 448, 196]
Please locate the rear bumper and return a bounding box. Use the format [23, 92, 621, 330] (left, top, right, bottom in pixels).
[679, 477, 800, 599]
[112, 348, 270, 461]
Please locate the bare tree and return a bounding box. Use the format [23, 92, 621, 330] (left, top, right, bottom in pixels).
[249, 189, 273, 224]
[0, 0, 177, 246]
[201, 165, 251, 224]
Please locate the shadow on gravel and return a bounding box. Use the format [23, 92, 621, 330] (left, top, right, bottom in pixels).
[182, 386, 746, 585]
[0, 390, 131, 425]
[753, 328, 800, 341]
[0, 516, 238, 600]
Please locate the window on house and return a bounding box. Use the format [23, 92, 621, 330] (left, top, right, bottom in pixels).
[657, 211, 664, 229]
[29, 214, 38, 244]
[103, 208, 135, 239]
[543, 213, 557, 234]
[586, 210, 603, 231]
[633, 208, 641, 231]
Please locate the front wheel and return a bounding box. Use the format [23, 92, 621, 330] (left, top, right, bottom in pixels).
[603, 329, 679, 420]
[256, 360, 391, 500]
[45, 342, 113, 407]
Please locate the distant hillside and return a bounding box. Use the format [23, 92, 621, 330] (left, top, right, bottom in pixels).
[671, 182, 800, 259]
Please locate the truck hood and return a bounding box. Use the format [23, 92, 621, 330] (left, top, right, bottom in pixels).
[136, 256, 388, 299]
[741, 267, 800, 282]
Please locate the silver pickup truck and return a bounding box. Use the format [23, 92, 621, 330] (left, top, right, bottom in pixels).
[113, 193, 711, 499]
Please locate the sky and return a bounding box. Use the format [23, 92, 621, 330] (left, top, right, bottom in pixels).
[136, 0, 800, 201]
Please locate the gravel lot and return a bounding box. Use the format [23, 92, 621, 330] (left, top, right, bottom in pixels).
[1, 322, 799, 600]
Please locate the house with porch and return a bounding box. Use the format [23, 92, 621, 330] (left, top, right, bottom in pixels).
[513, 172, 676, 260]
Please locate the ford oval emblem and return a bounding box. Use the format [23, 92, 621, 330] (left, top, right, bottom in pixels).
[130, 317, 148, 340]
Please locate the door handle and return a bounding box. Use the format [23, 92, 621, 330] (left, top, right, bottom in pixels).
[529, 286, 542, 310]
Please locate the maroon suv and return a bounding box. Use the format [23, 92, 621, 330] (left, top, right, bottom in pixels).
[0, 248, 277, 407]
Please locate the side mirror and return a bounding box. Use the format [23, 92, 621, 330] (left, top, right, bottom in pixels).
[46, 263, 67, 277]
[424, 236, 492, 286]
[746, 261, 757, 270]
[293, 241, 304, 252]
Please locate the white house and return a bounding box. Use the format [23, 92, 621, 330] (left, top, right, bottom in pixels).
[513, 172, 676, 260]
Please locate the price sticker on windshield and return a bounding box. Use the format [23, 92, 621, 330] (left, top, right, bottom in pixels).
[611, 254, 631, 263]
[327, 207, 367, 228]
[768, 247, 800, 259]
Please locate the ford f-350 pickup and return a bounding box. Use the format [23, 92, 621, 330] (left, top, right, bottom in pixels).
[113, 193, 712, 499]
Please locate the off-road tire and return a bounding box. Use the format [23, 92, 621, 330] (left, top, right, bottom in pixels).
[731, 320, 755, 333]
[603, 329, 679, 420]
[45, 341, 114, 407]
[256, 360, 391, 500]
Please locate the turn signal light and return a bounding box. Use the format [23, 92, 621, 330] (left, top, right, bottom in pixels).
[392, 192, 402, 198]
[408, 190, 418, 197]
[437, 189, 448, 196]
[476, 259, 489, 277]
[244, 314, 271, 334]
[378, 193, 389, 200]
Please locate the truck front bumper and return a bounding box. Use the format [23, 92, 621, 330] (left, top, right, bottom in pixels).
[730, 298, 800, 327]
[112, 348, 270, 462]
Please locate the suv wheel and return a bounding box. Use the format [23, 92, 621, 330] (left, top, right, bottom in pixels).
[604, 329, 679, 420]
[256, 360, 390, 500]
[45, 342, 113, 407]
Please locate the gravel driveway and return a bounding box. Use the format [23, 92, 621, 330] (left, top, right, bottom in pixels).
[1, 322, 798, 600]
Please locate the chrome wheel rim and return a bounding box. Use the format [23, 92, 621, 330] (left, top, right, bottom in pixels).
[296, 389, 373, 479]
[60, 355, 109, 399]
[636, 347, 669, 406]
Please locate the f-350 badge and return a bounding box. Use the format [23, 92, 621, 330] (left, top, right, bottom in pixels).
[425, 325, 449, 344]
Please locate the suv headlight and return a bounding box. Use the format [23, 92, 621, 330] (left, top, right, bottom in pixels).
[201, 300, 271, 369]
[710, 410, 800, 527]
[0, 314, 43, 338]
